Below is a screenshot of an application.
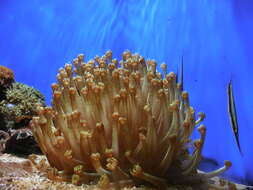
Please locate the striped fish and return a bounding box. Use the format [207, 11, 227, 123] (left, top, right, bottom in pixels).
[227, 80, 242, 155]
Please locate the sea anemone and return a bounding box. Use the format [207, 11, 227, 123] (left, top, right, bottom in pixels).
[30, 50, 231, 189]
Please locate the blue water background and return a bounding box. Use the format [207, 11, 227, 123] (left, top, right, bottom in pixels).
[0, 0, 253, 185]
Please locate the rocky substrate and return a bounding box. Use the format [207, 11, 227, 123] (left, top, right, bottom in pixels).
[0, 154, 252, 190]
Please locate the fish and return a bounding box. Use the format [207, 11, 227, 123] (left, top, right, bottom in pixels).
[227, 80, 242, 155]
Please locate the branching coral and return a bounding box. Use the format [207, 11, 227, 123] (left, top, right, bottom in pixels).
[0, 82, 45, 129]
[30, 50, 231, 189]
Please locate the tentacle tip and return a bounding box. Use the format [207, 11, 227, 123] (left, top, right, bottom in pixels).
[197, 124, 206, 134]
[72, 174, 81, 185]
[198, 112, 205, 120]
[224, 160, 232, 168]
[131, 165, 143, 177]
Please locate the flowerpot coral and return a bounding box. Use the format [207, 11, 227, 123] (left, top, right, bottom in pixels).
[30, 50, 231, 190]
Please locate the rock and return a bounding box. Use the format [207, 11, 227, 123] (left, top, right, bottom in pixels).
[0, 128, 41, 155]
[0, 154, 154, 190]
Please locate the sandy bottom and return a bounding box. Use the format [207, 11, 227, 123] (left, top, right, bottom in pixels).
[0, 154, 252, 190]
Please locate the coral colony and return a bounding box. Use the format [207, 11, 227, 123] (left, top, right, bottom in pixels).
[0, 82, 45, 129]
[30, 50, 232, 189]
[0, 66, 44, 155]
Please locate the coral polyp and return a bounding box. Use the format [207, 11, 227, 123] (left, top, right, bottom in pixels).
[30, 50, 231, 189]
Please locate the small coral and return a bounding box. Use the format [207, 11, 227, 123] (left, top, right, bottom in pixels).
[0, 65, 14, 88]
[30, 50, 231, 189]
[0, 82, 45, 129]
[0, 65, 15, 101]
